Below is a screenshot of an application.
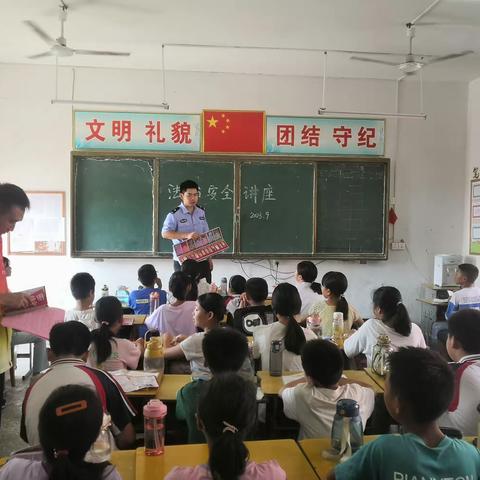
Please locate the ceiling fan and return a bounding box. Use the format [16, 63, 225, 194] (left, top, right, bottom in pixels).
[350, 0, 473, 75]
[24, 1, 130, 59]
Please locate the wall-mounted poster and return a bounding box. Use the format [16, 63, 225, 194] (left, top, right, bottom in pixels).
[8, 192, 66, 255]
[470, 180, 480, 255]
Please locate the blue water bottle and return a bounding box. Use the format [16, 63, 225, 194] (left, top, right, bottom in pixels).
[329, 399, 363, 460]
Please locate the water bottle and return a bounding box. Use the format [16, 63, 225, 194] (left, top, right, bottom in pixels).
[101, 285, 109, 297]
[116, 286, 130, 307]
[372, 334, 394, 377]
[144, 399, 167, 456]
[149, 291, 160, 314]
[323, 399, 363, 462]
[269, 339, 283, 377]
[332, 312, 344, 348]
[144, 333, 165, 379]
[306, 313, 322, 338]
[220, 277, 228, 297]
[85, 413, 112, 463]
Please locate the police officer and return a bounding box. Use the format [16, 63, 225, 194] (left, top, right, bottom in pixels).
[161, 179, 212, 282]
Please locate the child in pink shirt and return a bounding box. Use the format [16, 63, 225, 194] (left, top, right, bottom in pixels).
[145, 271, 196, 338]
[88, 296, 143, 371]
[165, 373, 286, 480]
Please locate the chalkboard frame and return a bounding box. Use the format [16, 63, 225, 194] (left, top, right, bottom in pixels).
[71, 151, 389, 260]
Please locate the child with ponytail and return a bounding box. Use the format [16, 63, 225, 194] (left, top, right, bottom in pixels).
[88, 296, 143, 371]
[295, 261, 323, 320]
[344, 286, 426, 366]
[253, 283, 316, 371]
[0, 384, 121, 480]
[165, 373, 286, 480]
[309, 271, 363, 337]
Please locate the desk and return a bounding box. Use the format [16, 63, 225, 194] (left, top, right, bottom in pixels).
[124, 315, 146, 326]
[126, 374, 191, 401]
[257, 370, 384, 395]
[136, 439, 317, 479]
[364, 367, 386, 391]
[111, 450, 136, 480]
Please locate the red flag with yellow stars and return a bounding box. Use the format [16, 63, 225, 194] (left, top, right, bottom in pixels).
[202, 110, 265, 153]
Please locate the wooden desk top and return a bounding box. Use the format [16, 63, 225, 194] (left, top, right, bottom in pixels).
[126, 374, 191, 401]
[257, 369, 383, 396]
[364, 367, 386, 391]
[111, 450, 136, 480]
[123, 315, 147, 325]
[136, 439, 317, 479]
[416, 298, 448, 307]
[299, 436, 377, 480]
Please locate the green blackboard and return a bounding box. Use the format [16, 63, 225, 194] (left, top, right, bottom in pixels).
[74, 157, 154, 253]
[72, 153, 389, 259]
[316, 162, 387, 255]
[239, 162, 314, 253]
[158, 159, 234, 253]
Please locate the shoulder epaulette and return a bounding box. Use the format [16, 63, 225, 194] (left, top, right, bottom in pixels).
[197, 204, 205, 211]
[171, 207, 180, 214]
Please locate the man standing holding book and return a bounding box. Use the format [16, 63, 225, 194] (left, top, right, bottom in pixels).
[162, 179, 213, 282]
[0, 183, 32, 426]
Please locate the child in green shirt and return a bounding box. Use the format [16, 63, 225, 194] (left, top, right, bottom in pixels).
[176, 326, 249, 443]
[328, 347, 480, 480]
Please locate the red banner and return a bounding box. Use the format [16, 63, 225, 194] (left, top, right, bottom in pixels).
[203, 110, 265, 153]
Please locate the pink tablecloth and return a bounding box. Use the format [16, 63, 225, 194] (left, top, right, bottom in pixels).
[1, 307, 65, 340]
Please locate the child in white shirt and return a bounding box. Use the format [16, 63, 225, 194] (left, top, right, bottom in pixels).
[64, 272, 97, 331]
[88, 296, 143, 371]
[295, 261, 323, 320]
[226, 275, 247, 317]
[280, 339, 375, 439]
[446, 263, 480, 319]
[343, 286, 426, 366]
[253, 283, 316, 371]
[439, 309, 480, 436]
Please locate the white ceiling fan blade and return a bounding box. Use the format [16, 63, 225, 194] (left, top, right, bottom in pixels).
[27, 51, 54, 59]
[24, 20, 56, 46]
[428, 50, 474, 64]
[350, 56, 399, 66]
[73, 49, 131, 56]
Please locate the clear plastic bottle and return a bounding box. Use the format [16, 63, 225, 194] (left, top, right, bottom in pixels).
[306, 313, 322, 338]
[144, 334, 165, 379]
[328, 399, 363, 459]
[149, 291, 160, 314]
[85, 413, 112, 463]
[332, 312, 344, 348]
[144, 400, 167, 455]
[220, 277, 228, 297]
[101, 285, 109, 297]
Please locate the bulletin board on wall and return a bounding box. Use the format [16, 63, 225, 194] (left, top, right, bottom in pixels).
[8, 191, 66, 256]
[470, 179, 480, 255]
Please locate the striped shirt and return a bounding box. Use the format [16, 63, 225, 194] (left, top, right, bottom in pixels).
[446, 287, 480, 319]
[21, 358, 135, 446]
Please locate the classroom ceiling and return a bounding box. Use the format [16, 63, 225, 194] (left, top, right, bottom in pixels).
[1, 0, 480, 82]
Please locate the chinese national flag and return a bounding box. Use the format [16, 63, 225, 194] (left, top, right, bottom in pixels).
[203, 110, 265, 153]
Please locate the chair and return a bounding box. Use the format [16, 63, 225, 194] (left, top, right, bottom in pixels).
[9, 341, 33, 387]
[230, 305, 276, 336]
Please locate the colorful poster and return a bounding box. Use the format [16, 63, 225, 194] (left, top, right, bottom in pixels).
[74, 111, 201, 151]
[174, 227, 229, 264]
[470, 180, 480, 255]
[266, 116, 385, 156]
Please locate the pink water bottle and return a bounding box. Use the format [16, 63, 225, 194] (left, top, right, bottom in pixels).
[143, 399, 167, 455]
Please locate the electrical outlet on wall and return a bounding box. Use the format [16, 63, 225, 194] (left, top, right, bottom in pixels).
[391, 240, 407, 251]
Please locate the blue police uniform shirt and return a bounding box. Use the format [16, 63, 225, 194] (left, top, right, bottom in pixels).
[128, 288, 167, 315]
[162, 203, 209, 261]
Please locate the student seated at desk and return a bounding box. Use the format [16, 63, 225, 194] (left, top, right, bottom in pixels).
[128, 263, 166, 315]
[343, 286, 426, 366]
[280, 339, 375, 440]
[182, 259, 212, 299]
[445, 263, 480, 319]
[64, 272, 97, 331]
[309, 271, 363, 337]
[176, 327, 249, 443]
[327, 348, 480, 480]
[226, 274, 247, 317]
[145, 271, 196, 338]
[21, 321, 136, 450]
[231, 278, 274, 333]
[438, 309, 480, 436]
[88, 296, 143, 371]
[1, 384, 121, 480]
[295, 261, 323, 321]
[163, 293, 225, 380]
[252, 283, 316, 371]
[166, 373, 286, 480]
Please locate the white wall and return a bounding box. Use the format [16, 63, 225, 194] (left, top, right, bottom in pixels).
[464, 77, 480, 254]
[0, 63, 468, 319]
